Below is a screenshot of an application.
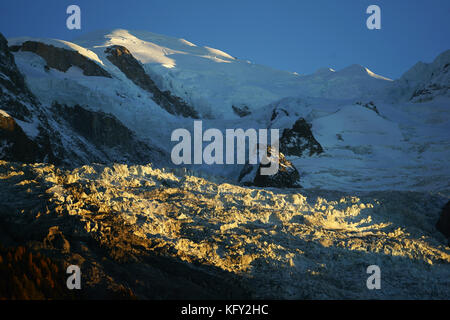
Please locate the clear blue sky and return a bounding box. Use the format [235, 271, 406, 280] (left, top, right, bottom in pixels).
[0, 0, 449, 78]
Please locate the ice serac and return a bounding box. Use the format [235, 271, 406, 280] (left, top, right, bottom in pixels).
[232, 105, 251, 117]
[105, 45, 198, 118]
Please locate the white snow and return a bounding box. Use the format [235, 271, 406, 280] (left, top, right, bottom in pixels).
[0, 109, 11, 118]
[6, 29, 450, 195]
[71, 29, 394, 118]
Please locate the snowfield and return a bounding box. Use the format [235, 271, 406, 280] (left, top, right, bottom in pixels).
[10, 29, 394, 119]
[296, 99, 450, 194]
[8, 29, 450, 194]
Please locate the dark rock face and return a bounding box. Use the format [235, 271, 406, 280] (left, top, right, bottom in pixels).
[105, 45, 199, 118]
[1, 35, 62, 164]
[0, 33, 50, 163]
[0, 110, 41, 162]
[280, 118, 323, 157]
[436, 201, 450, 243]
[10, 41, 111, 78]
[356, 101, 380, 115]
[51, 103, 167, 165]
[0, 34, 36, 121]
[232, 105, 251, 117]
[0, 245, 83, 300]
[1, 101, 166, 166]
[410, 83, 450, 102]
[253, 147, 300, 188]
[54, 103, 140, 150]
[240, 147, 301, 188]
[0, 37, 27, 97]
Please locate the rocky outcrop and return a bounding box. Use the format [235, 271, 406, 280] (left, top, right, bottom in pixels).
[55, 104, 137, 148]
[232, 105, 251, 117]
[436, 201, 450, 244]
[0, 33, 59, 163]
[239, 146, 300, 188]
[10, 41, 111, 78]
[356, 101, 380, 115]
[105, 45, 199, 118]
[270, 107, 290, 122]
[279, 118, 323, 157]
[0, 109, 41, 162]
[253, 147, 300, 188]
[0, 33, 36, 120]
[410, 83, 450, 102]
[50, 103, 167, 165]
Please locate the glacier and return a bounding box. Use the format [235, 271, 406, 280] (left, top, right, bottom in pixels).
[1, 28, 449, 299]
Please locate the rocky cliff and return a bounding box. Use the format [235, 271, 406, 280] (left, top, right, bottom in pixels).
[0, 33, 167, 166]
[105, 45, 198, 118]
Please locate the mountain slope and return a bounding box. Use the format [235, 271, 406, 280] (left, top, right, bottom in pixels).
[0, 33, 167, 166]
[4, 29, 450, 193]
[392, 50, 450, 102]
[72, 29, 394, 118]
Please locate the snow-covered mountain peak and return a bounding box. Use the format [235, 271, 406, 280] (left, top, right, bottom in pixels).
[70, 29, 399, 116]
[392, 49, 450, 102]
[400, 49, 450, 83]
[75, 28, 236, 65]
[7, 28, 401, 118]
[338, 64, 392, 81]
